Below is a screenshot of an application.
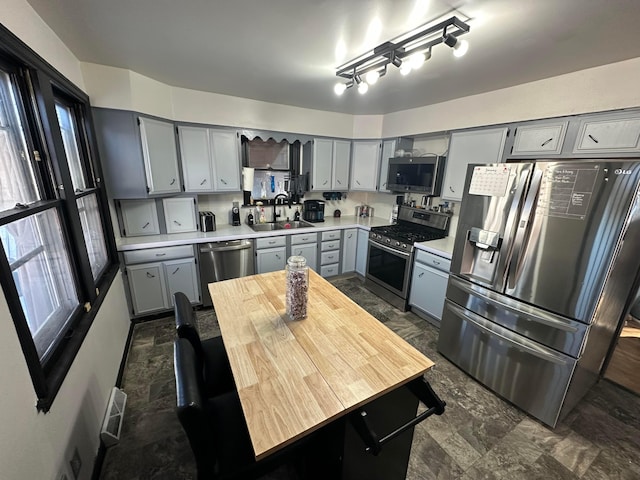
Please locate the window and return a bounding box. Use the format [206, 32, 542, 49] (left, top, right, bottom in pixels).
[0, 25, 117, 411]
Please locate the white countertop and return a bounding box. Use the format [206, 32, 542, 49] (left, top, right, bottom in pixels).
[116, 214, 456, 259]
[116, 215, 391, 251]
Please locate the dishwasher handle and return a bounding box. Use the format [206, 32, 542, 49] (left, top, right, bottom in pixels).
[199, 241, 253, 253]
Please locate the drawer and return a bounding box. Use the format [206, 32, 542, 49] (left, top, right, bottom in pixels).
[414, 250, 451, 272]
[320, 250, 340, 265]
[320, 263, 339, 277]
[256, 236, 286, 249]
[321, 240, 340, 251]
[124, 245, 194, 264]
[321, 230, 340, 241]
[290, 232, 318, 245]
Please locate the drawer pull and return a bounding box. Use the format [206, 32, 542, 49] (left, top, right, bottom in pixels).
[269, 240, 276, 245]
[418, 272, 424, 278]
[433, 260, 440, 265]
[146, 272, 155, 278]
[173, 220, 182, 226]
[155, 253, 166, 257]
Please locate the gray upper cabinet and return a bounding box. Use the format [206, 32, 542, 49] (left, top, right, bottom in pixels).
[572, 112, 640, 154]
[441, 127, 509, 202]
[303, 139, 351, 191]
[92, 108, 181, 198]
[378, 139, 397, 193]
[350, 140, 381, 191]
[179, 126, 241, 192]
[139, 117, 181, 195]
[510, 121, 568, 157]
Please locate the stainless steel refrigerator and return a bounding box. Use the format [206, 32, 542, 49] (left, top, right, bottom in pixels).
[438, 160, 640, 427]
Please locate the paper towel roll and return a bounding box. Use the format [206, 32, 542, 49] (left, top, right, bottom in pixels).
[242, 167, 255, 191]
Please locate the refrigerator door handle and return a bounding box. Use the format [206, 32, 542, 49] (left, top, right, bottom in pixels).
[447, 302, 570, 365]
[507, 169, 543, 290]
[452, 276, 579, 333]
[500, 168, 532, 260]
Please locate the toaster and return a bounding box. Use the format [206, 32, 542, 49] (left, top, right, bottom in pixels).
[199, 211, 216, 232]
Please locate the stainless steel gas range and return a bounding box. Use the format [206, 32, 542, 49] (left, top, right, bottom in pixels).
[365, 206, 451, 311]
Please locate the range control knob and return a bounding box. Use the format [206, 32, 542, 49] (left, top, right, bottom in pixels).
[402, 244, 407, 249]
[386, 238, 390, 243]
[395, 241, 400, 246]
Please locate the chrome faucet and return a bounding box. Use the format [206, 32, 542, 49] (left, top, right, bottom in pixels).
[273, 193, 290, 222]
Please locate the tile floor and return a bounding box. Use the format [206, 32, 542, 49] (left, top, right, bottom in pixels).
[99, 276, 640, 480]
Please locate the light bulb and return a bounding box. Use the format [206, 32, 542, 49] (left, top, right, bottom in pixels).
[399, 63, 412, 76]
[334, 82, 347, 95]
[453, 39, 469, 57]
[365, 70, 380, 85]
[409, 52, 426, 70]
[358, 82, 369, 94]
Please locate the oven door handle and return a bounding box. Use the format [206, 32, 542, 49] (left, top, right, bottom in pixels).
[368, 239, 411, 258]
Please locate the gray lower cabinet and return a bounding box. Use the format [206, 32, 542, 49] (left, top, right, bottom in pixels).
[355, 228, 369, 276]
[409, 250, 451, 327]
[255, 236, 287, 273]
[124, 245, 199, 316]
[342, 228, 357, 273]
[290, 232, 318, 271]
[320, 230, 341, 277]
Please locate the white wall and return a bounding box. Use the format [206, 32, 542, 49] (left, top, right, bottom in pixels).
[382, 57, 640, 138]
[0, 3, 132, 480]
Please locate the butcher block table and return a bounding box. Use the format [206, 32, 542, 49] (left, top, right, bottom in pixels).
[209, 269, 440, 479]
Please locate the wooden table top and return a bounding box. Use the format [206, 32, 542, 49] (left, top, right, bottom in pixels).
[208, 270, 434, 460]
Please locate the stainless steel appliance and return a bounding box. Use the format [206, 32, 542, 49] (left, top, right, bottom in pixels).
[365, 206, 451, 311]
[438, 161, 640, 427]
[387, 155, 445, 195]
[302, 200, 325, 222]
[199, 239, 255, 306]
[230, 202, 241, 226]
[199, 211, 216, 232]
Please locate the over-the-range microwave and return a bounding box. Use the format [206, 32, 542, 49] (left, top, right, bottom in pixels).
[387, 155, 446, 195]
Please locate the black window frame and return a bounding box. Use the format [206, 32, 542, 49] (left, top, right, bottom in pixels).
[0, 22, 119, 412]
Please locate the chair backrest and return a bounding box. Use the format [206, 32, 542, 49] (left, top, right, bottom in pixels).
[174, 292, 205, 363]
[174, 337, 219, 478]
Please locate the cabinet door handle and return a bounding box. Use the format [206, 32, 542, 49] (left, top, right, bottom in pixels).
[348, 234, 353, 239]
[540, 137, 553, 147]
[155, 253, 166, 257]
[142, 222, 150, 229]
[382, 182, 386, 187]
[171, 267, 180, 275]
[323, 180, 328, 185]
[146, 272, 155, 278]
[336, 179, 342, 185]
[276, 254, 281, 259]
[356, 180, 361, 185]
[173, 220, 182, 226]
[295, 250, 302, 255]
[588, 134, 599, 144]
[449, 186, 455, 192]
[418, 272, 424, 278]
[200, 179, 207, 185]
[220, 178, 228, 185]
[170, 178, 176, 185]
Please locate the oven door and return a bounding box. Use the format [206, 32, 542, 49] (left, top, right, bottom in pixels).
[366, 240, 412, 298]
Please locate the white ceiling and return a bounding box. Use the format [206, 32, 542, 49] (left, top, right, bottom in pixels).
[24, 0, 640, 115]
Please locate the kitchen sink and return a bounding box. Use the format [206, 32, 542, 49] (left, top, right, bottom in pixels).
[249, 220, 315, 232]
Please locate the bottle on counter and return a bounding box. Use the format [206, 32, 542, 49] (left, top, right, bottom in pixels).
[247, 212, 254, 225]
[286, 255, 308, 320]
[294, 208, 300, 221]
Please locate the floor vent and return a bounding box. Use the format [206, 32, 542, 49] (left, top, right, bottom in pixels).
[100, 387, 127, 447]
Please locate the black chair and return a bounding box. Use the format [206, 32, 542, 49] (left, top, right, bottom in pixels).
[173, 291, 235, 397]
[174, 337, 317, 480]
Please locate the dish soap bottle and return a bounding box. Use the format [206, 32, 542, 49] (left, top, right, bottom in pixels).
[294, 208, 300, 221]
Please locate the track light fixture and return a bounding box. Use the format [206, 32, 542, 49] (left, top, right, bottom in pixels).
[334, 15, 470, 95]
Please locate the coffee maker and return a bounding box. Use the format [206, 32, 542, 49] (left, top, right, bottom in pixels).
[230, 201, 241, 226]
[302, 200, 325, 223]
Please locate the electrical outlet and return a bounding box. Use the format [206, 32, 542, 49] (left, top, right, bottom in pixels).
[69, 448, 81, 480]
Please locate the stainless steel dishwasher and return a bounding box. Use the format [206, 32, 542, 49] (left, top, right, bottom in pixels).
[199, 239, 255, 306]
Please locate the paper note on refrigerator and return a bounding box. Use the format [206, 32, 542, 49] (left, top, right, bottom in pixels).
[468, 165, 512, 196]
